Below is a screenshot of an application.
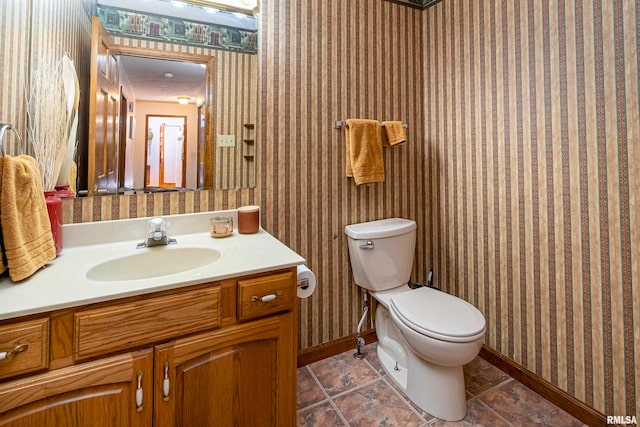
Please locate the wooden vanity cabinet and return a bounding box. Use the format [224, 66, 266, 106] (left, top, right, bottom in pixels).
[0, 349, 153, 427]
[0, 268, 297, 427]
[154, 312, 295, 427]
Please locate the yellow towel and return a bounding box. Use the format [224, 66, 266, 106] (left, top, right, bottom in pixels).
[0, 155, 56, 282]
[381, 121, 407, 146]
[69, 160, 77, 196]
[0, 159, 5, 277]
[345, 119, 385, 185]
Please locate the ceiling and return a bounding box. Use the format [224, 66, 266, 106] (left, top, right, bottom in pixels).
[118, 55, 206, 104]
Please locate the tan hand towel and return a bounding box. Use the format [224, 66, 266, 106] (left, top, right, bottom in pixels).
[0, 155, 56, 282]
[345, 119, 385, 185]
[0, 159, 5, 277]
[381, 121, 407, 146]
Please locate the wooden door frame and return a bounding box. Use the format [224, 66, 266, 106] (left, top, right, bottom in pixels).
[196, 104, 205, 189]
[88, 16, 119, 194]
[117, 92, 127, 189]
[144, 115, 187, 189]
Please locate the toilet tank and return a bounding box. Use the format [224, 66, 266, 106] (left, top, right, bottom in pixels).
[344, 218, 417, 292]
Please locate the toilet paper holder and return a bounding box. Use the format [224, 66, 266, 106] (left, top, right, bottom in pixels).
[297, 278, 310, 289]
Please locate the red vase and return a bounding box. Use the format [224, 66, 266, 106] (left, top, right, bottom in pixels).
[44, 190, 63, 256]
[55, 184, 74, 199]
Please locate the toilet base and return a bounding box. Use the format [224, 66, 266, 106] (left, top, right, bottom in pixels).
[375, 307, 468, 421]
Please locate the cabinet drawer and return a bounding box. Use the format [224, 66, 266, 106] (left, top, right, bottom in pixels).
[0, 318, 49, 380]
[74, 286, 220, 360]
[238, 272, 294, 321]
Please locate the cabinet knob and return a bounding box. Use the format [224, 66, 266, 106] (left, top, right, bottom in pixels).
[163, 361, 170, 401]
[136, 371, 144, 412]
[250, 290, 282, 303]
[0, 343, 28, 361]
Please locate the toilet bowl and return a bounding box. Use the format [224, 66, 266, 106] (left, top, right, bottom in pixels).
[345, 218, 486, 421]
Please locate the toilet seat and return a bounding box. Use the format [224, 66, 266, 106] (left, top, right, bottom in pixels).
[389, 287, 486, 343]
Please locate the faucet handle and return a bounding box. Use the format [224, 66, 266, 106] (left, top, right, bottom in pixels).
[149, 217, 165, 232]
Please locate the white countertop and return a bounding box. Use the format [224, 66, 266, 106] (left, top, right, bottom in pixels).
[0, 211, 305, 321]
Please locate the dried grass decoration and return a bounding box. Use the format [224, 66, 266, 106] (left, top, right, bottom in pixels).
[26, 55, 68, 191]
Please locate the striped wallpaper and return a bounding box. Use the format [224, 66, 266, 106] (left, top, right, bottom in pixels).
[3, 0, 639, 419]
[112, 36, 258, 190]
[424, 0, 639, 417]
[213, 49, 258, 189]
[258, 0, 428, 350]
[0, 0, 91, 159]
[0, 1, 30, 156]
[61, 188, 256, 223]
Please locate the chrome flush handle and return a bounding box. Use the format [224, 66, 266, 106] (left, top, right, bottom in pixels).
[359, 240, 374, 249]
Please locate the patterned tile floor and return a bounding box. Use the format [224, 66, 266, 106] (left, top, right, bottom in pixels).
[297, 342, 585, 427]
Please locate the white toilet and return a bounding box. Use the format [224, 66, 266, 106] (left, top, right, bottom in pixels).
[345, 218, 486, 421]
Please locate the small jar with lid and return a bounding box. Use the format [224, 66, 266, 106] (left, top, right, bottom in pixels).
[210, 216, 233, 238]
[237, 205, 260, 234]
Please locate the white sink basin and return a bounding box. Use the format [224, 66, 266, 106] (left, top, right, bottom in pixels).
[86, 247, 222, 281]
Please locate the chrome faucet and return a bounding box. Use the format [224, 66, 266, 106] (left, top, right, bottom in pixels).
[137, 217, 177, 248]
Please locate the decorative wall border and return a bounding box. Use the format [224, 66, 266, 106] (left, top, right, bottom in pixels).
[390, 0, 442, 9]
[422, 0, 442, 7]
[96, 5, 257, 54]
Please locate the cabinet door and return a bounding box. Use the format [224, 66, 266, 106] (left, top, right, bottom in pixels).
[0, 349, 152, 427]
[155, 312, 295, 427]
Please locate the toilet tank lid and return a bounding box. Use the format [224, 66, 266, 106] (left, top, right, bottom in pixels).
[344, 218, 417, 239]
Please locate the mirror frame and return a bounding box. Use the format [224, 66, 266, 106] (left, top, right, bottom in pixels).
[105, 45, 215, 191]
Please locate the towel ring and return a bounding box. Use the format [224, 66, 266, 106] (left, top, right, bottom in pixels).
[0, 124, 24, 157]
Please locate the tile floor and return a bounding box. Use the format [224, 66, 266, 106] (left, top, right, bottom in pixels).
[297, 342, 585, 426]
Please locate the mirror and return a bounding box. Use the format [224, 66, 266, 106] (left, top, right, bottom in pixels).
[84, 1, 258, 195]
[115, 50, 212, 191]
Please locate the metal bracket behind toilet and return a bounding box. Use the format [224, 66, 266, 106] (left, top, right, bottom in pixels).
[354, 290, 369, 359]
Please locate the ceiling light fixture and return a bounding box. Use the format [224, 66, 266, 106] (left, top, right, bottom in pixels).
[185, 0, 257, 13]
[177, 96, 191, 105]
[163, 72, 174, 78]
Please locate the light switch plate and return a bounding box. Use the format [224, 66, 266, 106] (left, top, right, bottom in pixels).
[217, 135, 236, 147]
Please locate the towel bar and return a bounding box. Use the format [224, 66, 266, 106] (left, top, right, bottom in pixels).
[334, 120, 408, 129]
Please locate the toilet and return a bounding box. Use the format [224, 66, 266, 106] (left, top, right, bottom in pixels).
[345, 218, 486, 421]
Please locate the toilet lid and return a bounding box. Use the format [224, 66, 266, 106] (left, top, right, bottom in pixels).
[390, 287, 486, 340]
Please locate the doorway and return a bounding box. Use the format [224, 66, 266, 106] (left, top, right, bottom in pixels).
[145, 115, 187, 188]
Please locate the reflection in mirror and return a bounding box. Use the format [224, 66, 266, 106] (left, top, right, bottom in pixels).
[118, 57, 205, 190]
[87, 20, 216, 194]
[85, 2, 258, 195]
[144, 115, 188, 189]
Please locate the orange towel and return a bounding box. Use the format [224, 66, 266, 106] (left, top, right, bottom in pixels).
[0, 155, 56, 282]
[381, 121, 407, 146]
[345, 119, 385, 185]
